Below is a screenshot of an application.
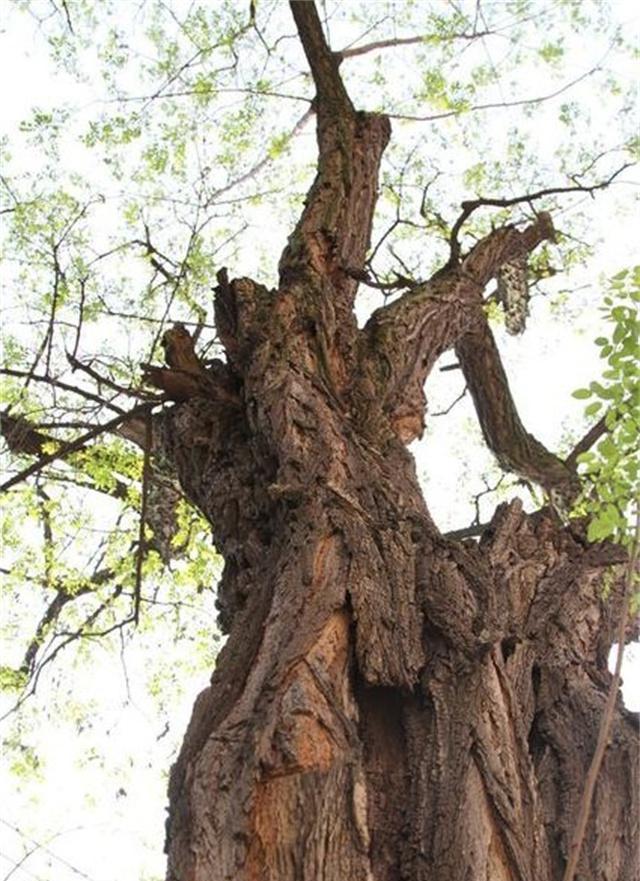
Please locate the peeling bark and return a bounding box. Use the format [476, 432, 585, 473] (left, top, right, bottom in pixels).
[159, 3, 638, 879]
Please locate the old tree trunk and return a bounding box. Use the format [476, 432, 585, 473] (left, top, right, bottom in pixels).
[156, 5, 638, 880]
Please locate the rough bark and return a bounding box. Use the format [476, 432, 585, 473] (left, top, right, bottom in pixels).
[159, 4, 638, 879]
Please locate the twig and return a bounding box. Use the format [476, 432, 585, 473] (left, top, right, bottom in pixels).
[389, 62, 603, 123]
[59, 0, 74, 33]
[432, 385, 468, 416]
[69, 276, 87, 361]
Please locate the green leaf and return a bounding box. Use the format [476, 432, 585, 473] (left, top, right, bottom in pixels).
[584, 401, 602, 417]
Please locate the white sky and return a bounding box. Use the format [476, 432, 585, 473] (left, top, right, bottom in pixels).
[0, 3, 638, 880]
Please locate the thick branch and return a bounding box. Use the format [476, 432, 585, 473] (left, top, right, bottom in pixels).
[290, 2, 353, 115]
[141, 323, 240, 405]
[461, 212, 555, 282]
[356, 215, 554, 444]
[456, 317, 577, 494]
[280, 1, 391, 309]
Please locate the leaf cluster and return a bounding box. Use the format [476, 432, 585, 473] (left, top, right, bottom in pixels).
[572, 267, 639, 543]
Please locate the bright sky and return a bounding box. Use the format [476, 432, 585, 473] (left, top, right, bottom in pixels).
[1, 3, 638, 880]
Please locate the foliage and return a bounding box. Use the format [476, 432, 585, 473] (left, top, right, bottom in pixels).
[572, 267, 639, 544]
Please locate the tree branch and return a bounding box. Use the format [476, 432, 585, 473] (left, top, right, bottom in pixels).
[2, 583, 127, 721]
[389, 62, 604, 123]
[460, 211, 556, 282]
[280, 1, 391, 312]
[20, 570, 113, 678]
[449, 164, 632, 261]
[564, 413, 609, 471]
[455, 315, 577, 495]
[0, 367, 125, 414]
[0, 411, 131, 501]
[336, 30, 493, 61]
[289, 1, 353, 114]
[0, 402, 162, 493]
[66, 352, 159, 402]
[355, 214, 555, 445]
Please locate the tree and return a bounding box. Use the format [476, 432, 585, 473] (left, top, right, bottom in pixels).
[1, 2, 638, 880]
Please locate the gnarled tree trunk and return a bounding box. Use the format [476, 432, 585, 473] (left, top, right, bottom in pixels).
[160, 5, 638, 879]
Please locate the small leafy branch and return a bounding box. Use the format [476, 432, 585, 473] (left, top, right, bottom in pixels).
[572, 266, 639, 545]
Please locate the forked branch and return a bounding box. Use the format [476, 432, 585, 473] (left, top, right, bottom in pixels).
[358, 214, 555, 446]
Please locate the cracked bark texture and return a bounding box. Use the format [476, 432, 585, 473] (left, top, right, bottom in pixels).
[162, 4, 638, 879]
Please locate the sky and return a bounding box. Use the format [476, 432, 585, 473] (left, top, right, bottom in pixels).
[0, 3, 639, 880]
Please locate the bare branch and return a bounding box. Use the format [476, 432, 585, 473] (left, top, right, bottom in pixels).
[336, 30, 493, 61]
[449, 164, 633, 260]
[432, 384, 467, 417]
[67, 352, 160, 402]
[59, 0, 74, 33]
[20, 572, 110, 678]
[455, 315, 577, 495]
[207, 106, 313, 207]
[1, 367, 125, 413]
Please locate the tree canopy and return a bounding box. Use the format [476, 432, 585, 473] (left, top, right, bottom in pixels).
[0, 2, 638, 879]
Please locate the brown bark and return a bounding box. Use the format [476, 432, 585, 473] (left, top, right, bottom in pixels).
[159, 4, 638, 879]
[455, 315, 578, 498]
